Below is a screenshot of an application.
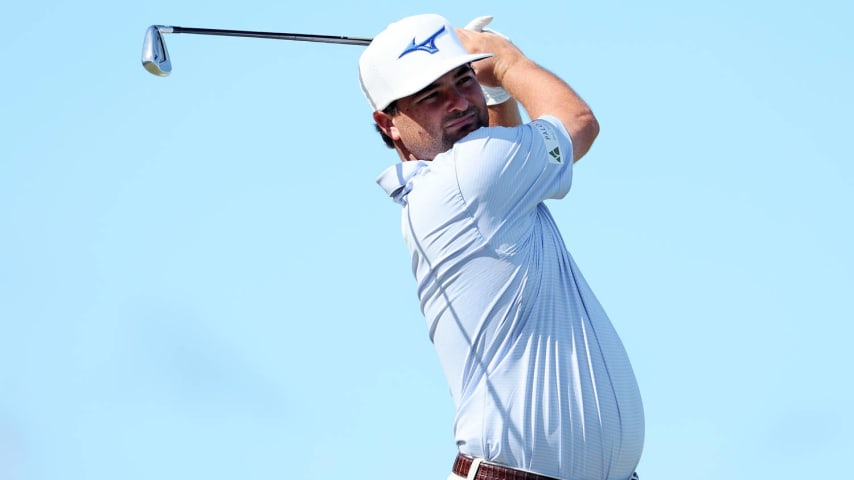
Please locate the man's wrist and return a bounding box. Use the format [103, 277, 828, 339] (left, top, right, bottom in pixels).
[482, 84, 512, 105]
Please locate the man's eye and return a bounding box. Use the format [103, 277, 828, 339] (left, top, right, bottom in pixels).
[459, 76, 476, 86]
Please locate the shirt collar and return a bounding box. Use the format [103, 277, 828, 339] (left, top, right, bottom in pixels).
[376, 161, 429, 206]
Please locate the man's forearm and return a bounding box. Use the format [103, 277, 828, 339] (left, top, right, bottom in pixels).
[458, 29, 599, 162]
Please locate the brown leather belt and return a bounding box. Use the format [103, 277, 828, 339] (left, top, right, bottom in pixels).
[453, 453, 560, 480]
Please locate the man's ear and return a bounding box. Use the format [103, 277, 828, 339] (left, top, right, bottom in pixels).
[373, 111, 399, 141]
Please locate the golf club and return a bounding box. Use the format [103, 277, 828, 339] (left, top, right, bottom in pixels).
[141, 25, 373, 77]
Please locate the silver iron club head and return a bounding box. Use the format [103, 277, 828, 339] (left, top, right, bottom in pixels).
[141, 25, 172, 76]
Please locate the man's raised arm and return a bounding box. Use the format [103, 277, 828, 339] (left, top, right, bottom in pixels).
[457, 28, 599, 162]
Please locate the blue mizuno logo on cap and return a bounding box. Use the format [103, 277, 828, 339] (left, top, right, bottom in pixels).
[399, 26, 446, 58]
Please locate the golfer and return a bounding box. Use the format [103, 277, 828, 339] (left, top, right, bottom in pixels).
[359, 14, 644, 480]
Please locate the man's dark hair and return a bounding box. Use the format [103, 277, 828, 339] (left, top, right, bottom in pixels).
[375, 101, 399, 149]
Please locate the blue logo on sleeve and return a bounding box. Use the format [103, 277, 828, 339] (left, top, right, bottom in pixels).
[399, 26, 447, 58]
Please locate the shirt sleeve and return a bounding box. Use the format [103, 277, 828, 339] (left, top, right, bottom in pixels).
[452, 115, 574, 240]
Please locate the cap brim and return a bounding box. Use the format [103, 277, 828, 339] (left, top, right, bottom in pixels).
[385, 52, 492, 109]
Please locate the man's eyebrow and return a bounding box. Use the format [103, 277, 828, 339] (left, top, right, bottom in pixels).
[453, 64, 475, 77]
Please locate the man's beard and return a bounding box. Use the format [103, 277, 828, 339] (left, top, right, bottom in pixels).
[440, 106, 488, 151]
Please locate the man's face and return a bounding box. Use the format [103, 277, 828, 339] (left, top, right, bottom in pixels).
[377, 65, 488, 161]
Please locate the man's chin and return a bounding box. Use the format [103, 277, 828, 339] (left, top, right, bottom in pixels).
[444, 131, 470, 150]
[447, 120, 483, 143]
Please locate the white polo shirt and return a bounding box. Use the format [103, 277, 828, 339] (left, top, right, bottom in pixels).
[377, 116, 644, 480]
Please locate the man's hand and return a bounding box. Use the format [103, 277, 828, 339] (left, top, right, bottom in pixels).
[458, 17, 523, 127]
[464, 16, 512, 105]
[456, 27, 526, 89]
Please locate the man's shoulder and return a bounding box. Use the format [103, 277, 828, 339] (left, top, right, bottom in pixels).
[454, 117, 569, 149]
[458, 124, 520, 144]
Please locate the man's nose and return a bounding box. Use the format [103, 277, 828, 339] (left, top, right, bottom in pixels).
[447, 87, 470, 111]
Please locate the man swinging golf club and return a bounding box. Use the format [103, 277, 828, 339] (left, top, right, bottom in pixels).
[359, 14, 644, 480]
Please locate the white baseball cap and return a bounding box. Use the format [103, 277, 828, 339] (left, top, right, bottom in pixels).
[358, 14, 492, 112]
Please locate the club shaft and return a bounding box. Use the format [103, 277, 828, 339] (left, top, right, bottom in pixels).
[162, 26, 372, 46]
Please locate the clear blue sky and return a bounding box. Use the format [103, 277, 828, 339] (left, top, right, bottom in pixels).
[1, 1, 852, 479]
